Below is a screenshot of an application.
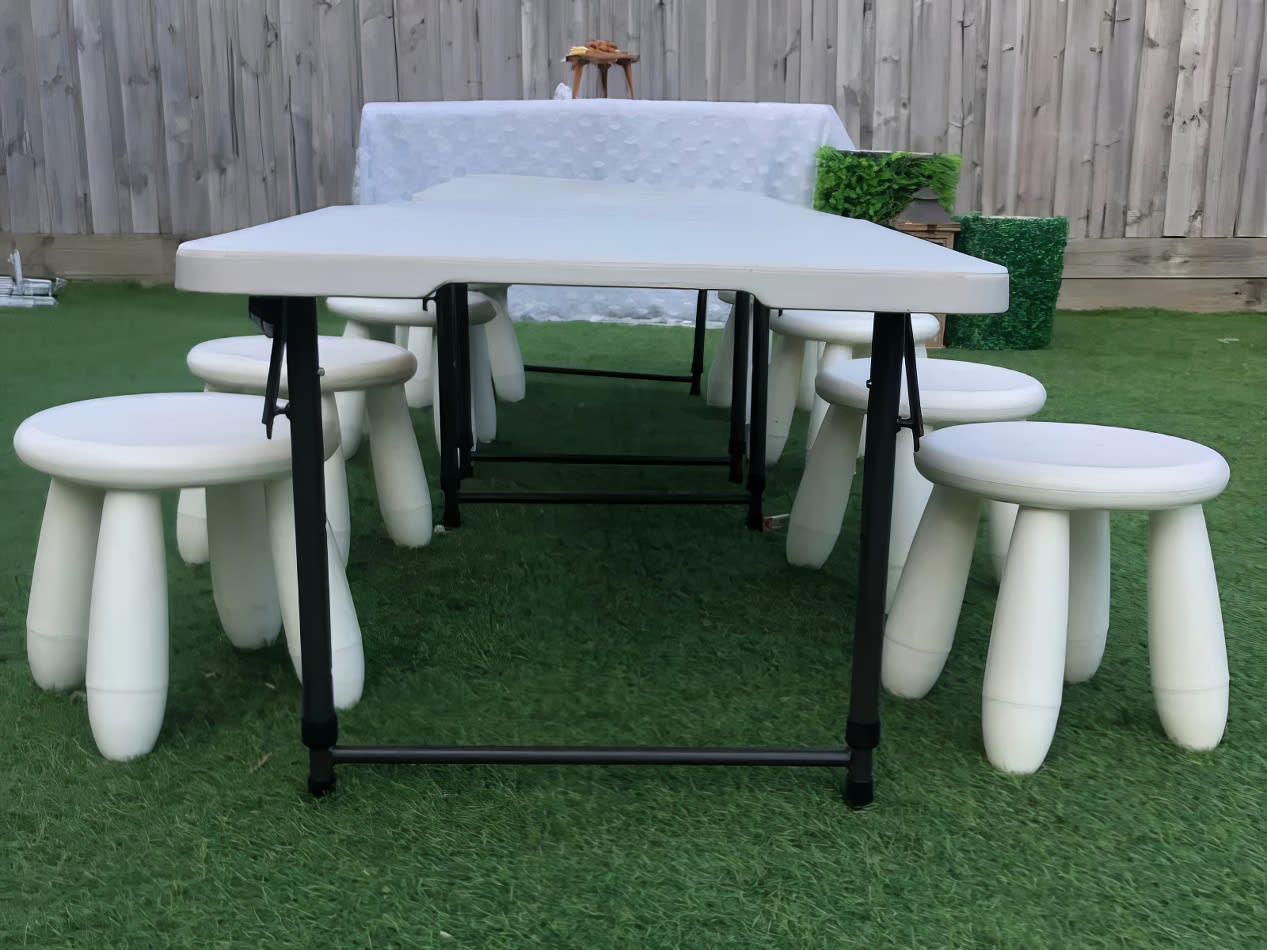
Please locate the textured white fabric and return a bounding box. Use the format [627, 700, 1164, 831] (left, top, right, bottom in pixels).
[353, 99, 854, 325]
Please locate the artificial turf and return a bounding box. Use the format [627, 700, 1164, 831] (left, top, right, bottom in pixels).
[1, 283, 1264, 947]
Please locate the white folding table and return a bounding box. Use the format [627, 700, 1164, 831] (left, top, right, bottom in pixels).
[176, 181, 1008, 806]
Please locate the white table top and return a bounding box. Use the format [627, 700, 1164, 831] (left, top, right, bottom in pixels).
[175, 178, 1008, 315]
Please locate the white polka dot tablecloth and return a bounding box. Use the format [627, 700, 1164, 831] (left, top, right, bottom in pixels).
[353, 99, 855, 326]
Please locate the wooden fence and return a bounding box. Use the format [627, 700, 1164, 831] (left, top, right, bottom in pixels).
[1, 2, 1266, 271]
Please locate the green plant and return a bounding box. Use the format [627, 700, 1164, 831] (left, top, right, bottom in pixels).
[945, 213, 1069, 350]
[813, 148, 962, 224]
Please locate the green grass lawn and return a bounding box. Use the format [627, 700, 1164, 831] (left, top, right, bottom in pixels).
[1, 284, 1264, 947]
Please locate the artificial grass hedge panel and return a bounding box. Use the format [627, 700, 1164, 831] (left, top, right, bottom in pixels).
[945, 213, 1069, 350]
[813, 148, 961, 223]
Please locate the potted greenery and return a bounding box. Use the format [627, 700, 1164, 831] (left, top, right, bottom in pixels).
[812, 148, 961, 224]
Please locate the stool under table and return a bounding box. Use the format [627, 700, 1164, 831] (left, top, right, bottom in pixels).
[884, 421, 1231, 773]
[14, 393, 362, 759]
[180, 334, 427, 562]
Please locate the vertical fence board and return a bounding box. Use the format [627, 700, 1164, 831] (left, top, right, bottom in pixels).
[360, 0, 400, 103]
[1125, 0, 1184, 235]
[1202, 0, 1265, 235]
[0, 2, 49, 232]
[31, 0, 89, 232]
[1164, 0, 1224, 236]
[1016, 0, 1066, 217]
[910, 0, 952, 153]
[1088, 0, 1145, 237]
[871, 0, 910, 149]
[154, 0, 202, 233]
[1237, 11, 1267, 234]
[1053, 0, 1103, 237]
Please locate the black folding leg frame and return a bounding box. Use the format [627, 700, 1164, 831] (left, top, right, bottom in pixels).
[522, 289, 712, 394]
[435, 285, 761, 523]
[260, 292, 919, 807]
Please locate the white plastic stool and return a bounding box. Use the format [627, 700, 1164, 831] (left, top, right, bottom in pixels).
[707, 293, 940, 459]
[787, 357, 1046, 608]
[328, 294, 502, 458]
[13, 393, 363, 760]
[765, 309, 941, 463]
[884, 421, 1231, 773]
[180, 335, 427, 560]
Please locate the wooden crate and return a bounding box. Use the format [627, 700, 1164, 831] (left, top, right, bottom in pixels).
[892, 221, 961, 348]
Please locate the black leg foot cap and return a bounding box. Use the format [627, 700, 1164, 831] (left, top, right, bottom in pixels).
[308, 774, 336, 797]
[843, 778, 874, 810]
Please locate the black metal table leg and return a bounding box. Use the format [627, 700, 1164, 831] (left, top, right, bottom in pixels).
[280, 297, 339, 797]
[456, 291, 475, 478]
[747, 300, 770, 530]
[689, 289, 708, 396]
[436, 284, 463, 528]
[728, 292, 751, 483]
[843, 313, 909, 808]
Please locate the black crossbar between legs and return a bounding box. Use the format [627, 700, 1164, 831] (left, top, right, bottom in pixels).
[333, 745, 851, 767]
[279, 296, 339, 796]
[843, 312, 909, 809]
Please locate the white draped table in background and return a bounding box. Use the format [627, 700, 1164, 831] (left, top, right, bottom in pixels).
[353, 99, 855, 326]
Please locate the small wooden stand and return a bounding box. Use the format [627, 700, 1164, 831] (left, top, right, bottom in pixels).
[892, 220, 961, 348]
[566, 51, 639, 98]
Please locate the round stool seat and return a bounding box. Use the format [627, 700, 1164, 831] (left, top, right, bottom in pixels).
[816, 358, 1047, 425]
[327, 293, 495, 327]
[188, 336, 416, 394]
[774, 309, 941, 346]
[915, 422, 1231, 511]
[14, 393, 339, 491]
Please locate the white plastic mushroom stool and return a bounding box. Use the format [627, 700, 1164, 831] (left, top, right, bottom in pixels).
[326, 296, 499, 463]
[787, 357, 1046, 608]
[179, 335, 427, 561]
[14, 393, 363, 760]
[884, 421, 1231, 774]
[707, 292, 940, 459]
[764, 308, 941, 464]
[329, 290, 511, 453]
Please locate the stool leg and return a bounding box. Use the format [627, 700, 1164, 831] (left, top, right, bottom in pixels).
[765, 330, 803, 464]
[706, 304, 736, 408]
[176, 488, 210, 565]
[176, 385, 214, 565]
[404, 326, 433, 409]
[806, 342, 852, 457]
[27, 478, 102, 690]
[786, 405, 865, 568]
[470, 323, 497, 443]
[337, 320, 371, 458]
[86, 490, 167, 760]
[206, 481, 281, 650]
[982, 506, 1070, 773]
[887, 426, 935, 611]
[266, 478, 364, 709]
[1148, 505, 1228, 750]
[482, 286, 527, 402]
[571, 61, 584, 98]
[883, 485, 979, 698]
[987, 500, 1019, 583]
[796, 340, 819, 411]
[365, 383, 433, 547]
[1066, 509, 1110, 683]
[319, 393, 352, 564]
